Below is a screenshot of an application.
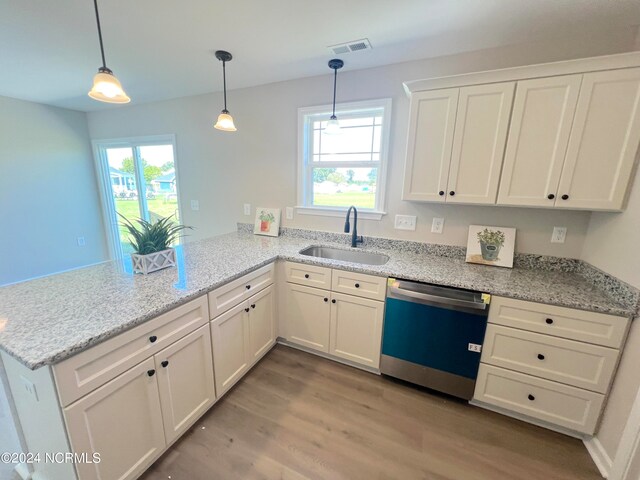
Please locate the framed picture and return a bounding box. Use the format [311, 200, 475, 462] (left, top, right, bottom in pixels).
[253, 207, 281, 237]
[465, 225, 516, 268]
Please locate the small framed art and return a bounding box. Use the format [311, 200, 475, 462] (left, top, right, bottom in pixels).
[465, 225, 516, 268]
[254, 207, 281, 237]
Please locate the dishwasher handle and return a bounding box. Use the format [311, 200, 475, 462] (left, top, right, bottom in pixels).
[388, 284, 489, 311]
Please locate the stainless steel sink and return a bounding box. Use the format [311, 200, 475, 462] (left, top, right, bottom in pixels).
[299, 246, 389, 266]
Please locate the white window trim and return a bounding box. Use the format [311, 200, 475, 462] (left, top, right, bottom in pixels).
[91, 134, 182, 260]
[296, 98, 392, 219]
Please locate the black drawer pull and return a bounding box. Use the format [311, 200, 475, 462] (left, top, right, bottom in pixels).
[331, 299, 336, 304]
[251, 304, 256, 309]
[438, 190, 445, 196]
[246, 285, 251, 290]
[561, 194, 569, 200]
[149, 335, 158, 343]
[147, 369, 156, 377]
[545, 318, 554, 325]
[161, 360, 169, 368]
[354, 283, 360, 288]
[304, 274, 310, 279]
[547, 194, 555, 200]
[527, 394, 535, 401]
[324, 298, 328, 302]
[244, 307, 250, 312]
[449, 191, 455, 196]
[537, 354, 545, 361]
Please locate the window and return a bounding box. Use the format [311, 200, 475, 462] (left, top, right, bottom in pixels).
[298, 99, 391, 218]
[93, 135, 181, 259]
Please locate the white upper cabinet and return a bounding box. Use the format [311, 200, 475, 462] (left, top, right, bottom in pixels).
[403, 88, 458, 202]
[556, 68, 640, 210]
[498, 75, 582, 207]
[403, 83, 514, 205]
[447, 82, 514, 204]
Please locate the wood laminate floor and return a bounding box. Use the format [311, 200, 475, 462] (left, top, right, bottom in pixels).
[141, 345, 602, 480]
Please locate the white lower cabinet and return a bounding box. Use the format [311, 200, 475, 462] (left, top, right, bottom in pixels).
[330, 292, 384, 368]
[64, 357, 166, 480]
[285, 282, 332, 352]
[211, 285, 276, 396]
[155, 325, 216, 444]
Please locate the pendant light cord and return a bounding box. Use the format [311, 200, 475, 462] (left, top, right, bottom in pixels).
[331, 67, 337, 118]
[93, 0, 107, 68]
[222, 60, 228, 113]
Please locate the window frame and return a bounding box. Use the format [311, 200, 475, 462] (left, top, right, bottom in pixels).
[297, 98, 392, 219]
[92, 134, 182, 260]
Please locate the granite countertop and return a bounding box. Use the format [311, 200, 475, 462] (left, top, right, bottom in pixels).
[0, 230, 636, 370]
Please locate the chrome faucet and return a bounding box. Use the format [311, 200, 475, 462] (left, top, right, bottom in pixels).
[344, 206, 364, 247]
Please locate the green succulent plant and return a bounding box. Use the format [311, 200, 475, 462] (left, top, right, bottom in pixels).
[119, 213, 192, 255]
[477, 228, 505, 247]
[259, 211, 276, 223]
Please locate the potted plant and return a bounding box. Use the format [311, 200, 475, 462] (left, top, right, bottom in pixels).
[477, 228, 505, 261]
[259, 210, 276, 232]
[119, 214, 192, 274]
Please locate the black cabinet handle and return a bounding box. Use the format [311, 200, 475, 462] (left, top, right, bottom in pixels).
[438, 191, 445, 196]
[246, 285, 251, 290]
[545, 318, 554, 325]
[561, 194, 569, 200]
[161, 360, 169, 368]
[527, 394, 535, 401]
[449, 191, 455, 196]
[354, 283, 360, 288]
[304, 274, 310, 279]
[537, 354, 545, 361]
[149, 335, 157, 343]
[147, 369, 156, 377]
[324, 297, 328, 302]
[251, 304, 256, 309]
[547, 194, 555, 200]
[331, 299, 336, 304]
[244, 307, 250, 312]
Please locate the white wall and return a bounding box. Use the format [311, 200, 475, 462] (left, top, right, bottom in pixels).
[88, 30, 638, 257]
[0, 96, 108, 285]
[582, 165, 640, 464]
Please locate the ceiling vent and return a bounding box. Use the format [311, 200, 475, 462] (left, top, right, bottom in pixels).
[328, 38, 372, 55]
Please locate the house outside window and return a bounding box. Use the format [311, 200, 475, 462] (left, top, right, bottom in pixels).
[297, 99, 392, 219]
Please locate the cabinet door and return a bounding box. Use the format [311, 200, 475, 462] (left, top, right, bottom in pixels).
[402, 88, 459, 202]
[446, 82, 514, 204]
[210, 302, 250, 396]
[248, 285, 276, 364]
[556, 68, 640, 210]
[329, 292, 384, 369]
[498, 75, 582, 207]
[64, 357, 165, 480]
[285, 283, 331, 352]
[155, 325, 216, 444]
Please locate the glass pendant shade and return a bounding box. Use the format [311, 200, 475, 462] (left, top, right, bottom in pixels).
[324, 116, 340, 135]
[214, 111, 237, 131]
[88, 69, 130, 103]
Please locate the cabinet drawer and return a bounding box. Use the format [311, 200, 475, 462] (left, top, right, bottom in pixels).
[331, 270, 387, 301]
[208, 263, 274, 318]
[285, 261, 332, 289]
[489, 296, 628, 348]
[482, 324, 618, 393]
[474, 364, 604, 434]
[54, 295, 209, 407]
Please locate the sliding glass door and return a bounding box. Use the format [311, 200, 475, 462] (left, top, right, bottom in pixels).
[94, 136, 181, 259]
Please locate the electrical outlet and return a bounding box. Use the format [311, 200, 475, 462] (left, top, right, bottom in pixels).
[285, 207, 294, 220]
[77, 237, 86, 247]
[190, 200, 199, 211]
[431, 217, 444, 234]
[243, 204, 251, 216]
[551, 226, 567, 243]
[394, 214, 416, 231]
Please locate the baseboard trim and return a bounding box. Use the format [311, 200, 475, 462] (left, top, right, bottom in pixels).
[584, 436, 612, 479]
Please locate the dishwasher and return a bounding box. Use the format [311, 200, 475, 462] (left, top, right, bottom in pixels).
[380, 278, 490, 400]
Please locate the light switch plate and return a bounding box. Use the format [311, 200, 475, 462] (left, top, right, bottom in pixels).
[190, 200, 199, 211]
[551, 226, 567, 243]
[394, 214, 417, 231]
[285, 207, 294, 220]
[431, 217, 444, 234]
[243, 204, 251, 216]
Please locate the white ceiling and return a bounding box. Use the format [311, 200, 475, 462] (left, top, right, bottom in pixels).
[1, 0, 640, 112]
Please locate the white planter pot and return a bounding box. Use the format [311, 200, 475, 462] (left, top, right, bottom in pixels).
[131, 248, 176, 275]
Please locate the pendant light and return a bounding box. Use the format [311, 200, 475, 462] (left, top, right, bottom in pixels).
[88, 0, 130, 103]
[213, 50, 237, 132]
[324, 58, 344, 135]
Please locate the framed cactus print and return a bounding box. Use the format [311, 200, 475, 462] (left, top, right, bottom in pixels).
[465, 225, 516, 268]
[253, 207, 281, 237]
